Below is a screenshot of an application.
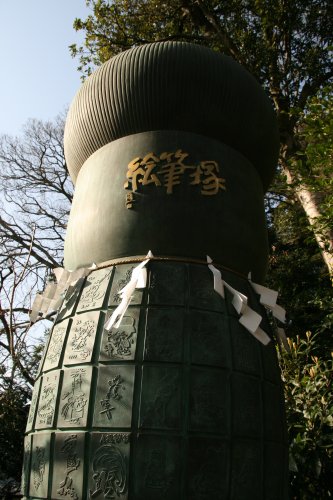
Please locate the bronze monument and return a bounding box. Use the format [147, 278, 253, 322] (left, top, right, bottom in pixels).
[23, 42, 288, 499]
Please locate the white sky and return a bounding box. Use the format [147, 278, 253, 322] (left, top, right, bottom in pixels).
[0, 1, 91, 135]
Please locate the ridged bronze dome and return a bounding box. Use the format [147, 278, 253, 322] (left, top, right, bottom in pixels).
[64, 42, 279, 189]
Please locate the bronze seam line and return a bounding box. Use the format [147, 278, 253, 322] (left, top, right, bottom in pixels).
[85, 255, 248, 279]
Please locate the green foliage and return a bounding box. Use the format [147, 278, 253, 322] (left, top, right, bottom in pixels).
[267, 85, 332, 344]
[70, 0, 193, 77]
[261, 70, 333, 500]
[279, 333, 333, 499]
[0, 382, 30, 483]
[70, 0, 333, 111]
[267, 201, 332, 344]
[292, 87, 333, 255]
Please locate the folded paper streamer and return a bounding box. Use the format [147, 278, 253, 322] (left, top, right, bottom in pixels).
[207, 256, 287, 346]
[104, 251, 154, 331]
[29, 265, 95, 322]
[29, 252, 287, 350]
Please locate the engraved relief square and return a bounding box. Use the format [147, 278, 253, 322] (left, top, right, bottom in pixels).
[188, 264, 226, 312]
[148, 262, 185, 306]
[132, 434, 181, 500]
[64, 311, 100, 365]
[35, 330, 51, 377]
[57, 277, 84, 321]
[139, 366, 182, 430]
[51, 432, 85, 500]
[264, 443, 288, 500]
[43, 320, 69, 372]
[187, 437, 229, 500]
[232, 374, 262, 437]
[89, 432, 130, 500]
[100, 308, 140, 361]
[29, 432, 51, 498]
[21, 435, 32, 497]
[190, 310, 231, 367]
[190, 368, 229, 434]
[263, 382, 285, 441]
[26, 377, 41, 432]
[144, 308, 184, 362]
[230, 317, 261, 375]
[262, 341, 281, 383]
[109, 264, 143, 306]
[93, 365, 135, 428]
[35, 371, 60, 429]
[77, 268, 113, 312]
[231, 440, 262, 500]
[58, 366, 92, 428]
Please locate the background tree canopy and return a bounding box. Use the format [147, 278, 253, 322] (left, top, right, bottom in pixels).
[0, 1, 331, 498]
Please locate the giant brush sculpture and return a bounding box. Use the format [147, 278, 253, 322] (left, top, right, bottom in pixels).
[23, 42, 288, 500]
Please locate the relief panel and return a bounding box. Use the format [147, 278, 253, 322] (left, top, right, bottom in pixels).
[26, 376, 42, 432]
[100, 309, 140, 361]
[230, 317, 261, 376]
[35, 371, 60, 430]
[139, 366, 182, 430]
[77, 268, 113, 312]
[264, 443, 288, 500]
[93, 365, 135, 428]
[190, 368, 229, 434]
[232, 373, 262, 438]
[188, 264, 226, 312]
[148, 262, 185, 306]
[132, 434, 181, 500]
[51, 432, 85, 500]
[88, 432, 130, 500]
[63, 311, 100, 365]
[21, 435, 32, 497]
[58, 367, 92, 428]
[230, 440, 262, 500]
[35, 330, 52, 377]
[262, 341, 281, 383]
[263, 382, 285, 442]
[56, 278, 85, 321]
[109, 264, 143, 306]
[144, 308, 184, 363]
[187, 437, 229, 500]
[189, 310, 231, 368]
[43, 320, 69, 372]
[29, 432, 51, 498]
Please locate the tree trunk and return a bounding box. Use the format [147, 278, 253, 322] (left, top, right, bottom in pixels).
[283, 164, 333, 276]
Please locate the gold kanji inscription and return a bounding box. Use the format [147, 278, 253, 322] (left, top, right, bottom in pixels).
[124, 150, 226, 208]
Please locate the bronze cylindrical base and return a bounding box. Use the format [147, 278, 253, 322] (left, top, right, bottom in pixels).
[23, 260, 288, 499]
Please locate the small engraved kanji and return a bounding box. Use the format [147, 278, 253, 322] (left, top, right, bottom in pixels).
[100, 375, 125, 421]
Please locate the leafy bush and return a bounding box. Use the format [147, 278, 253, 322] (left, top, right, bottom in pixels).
[279, 333, 333, 499]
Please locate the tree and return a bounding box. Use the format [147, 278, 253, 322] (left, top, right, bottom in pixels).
[70, 0, 333, 275]
[0, 114, 73, 389]
[0, 114, 73, 488]
[265, 87, 333, 499]
[266, 86, 333, 346]
[0, 382, 30, 487]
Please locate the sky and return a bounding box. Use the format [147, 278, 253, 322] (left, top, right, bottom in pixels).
[0, 1, 91, 136]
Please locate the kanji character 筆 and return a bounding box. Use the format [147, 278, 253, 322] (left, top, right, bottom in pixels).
[159, 149, 193, 194]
